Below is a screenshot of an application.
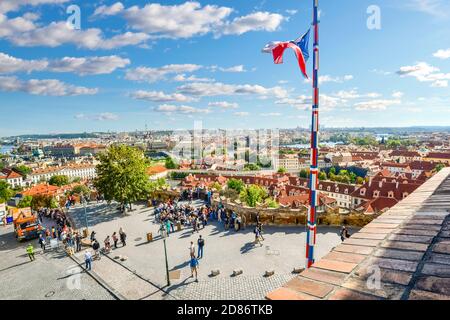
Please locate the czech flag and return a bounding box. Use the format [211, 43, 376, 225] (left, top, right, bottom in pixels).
[262, 29, 310, 79]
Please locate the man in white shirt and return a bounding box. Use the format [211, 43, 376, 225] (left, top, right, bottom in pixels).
[84, 250, 92, 270]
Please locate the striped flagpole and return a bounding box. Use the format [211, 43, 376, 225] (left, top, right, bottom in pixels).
[306, 0, 320, 269]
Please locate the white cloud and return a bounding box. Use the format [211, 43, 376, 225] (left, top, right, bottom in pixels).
[0, 52, 130, 75]
[286, 9, 298, 15]
[260, 112, 281, 117]
[154, 104, 210, 114]
[219, 11, 284, 36]
[208, 101, 239, 109]
[1, 20, 149, 49]
[92, 2, 124, 17]
[431, 80, 448, 87]
[123, 2, 232, 39]
[404, 0, 450, 18]
[75, 112, 119, 121]
[305, 74, 354, 85]
[173, 74, 213, 82]
[433, 49, 450, 59]
[0, 76, 98, 96]
[392, 91, 404, 98]
[0, 0, 68, 14]
[211, 65, 247, 73]
[234, 112, 249, 117]
[177, 81, 288, 98]
[397, 61, 450, 87]
[125, 64, 202, 83]
[354, 99, 401, 111]
[131, 90, 195, 103]
[47, 55, 130, 75]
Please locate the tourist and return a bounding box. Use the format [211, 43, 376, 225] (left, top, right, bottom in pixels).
[26, 244, 35, 261]
[84, 250, 92, 271]
[197, 235, 205, 259]
[90, 230, 96, 242]
[112, 232, 118, 249]
[340, 226, 350, 241]
[75, 232, 82, 252]
[104, 236, 111, 253]
[189, 241, 196, 258]
[190, 256, 199, 282]
[257, 223, 264, 241]
[92, 239, 101, 260]
[119, 228, 127, 246]
[38, 233, 46, 251]
[254, 226, 263, 247]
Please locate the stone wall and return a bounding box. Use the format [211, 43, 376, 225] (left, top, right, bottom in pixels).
[213, 197, 378, 228]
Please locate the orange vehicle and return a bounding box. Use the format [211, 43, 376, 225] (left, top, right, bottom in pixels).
[12, 208, 43, 241]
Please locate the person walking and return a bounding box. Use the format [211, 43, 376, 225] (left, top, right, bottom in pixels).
[104, 236, 111, 253]
[38, 233, 46, 251]
[189, 241, 196, 258]
[340, 226, 350, 241]
[92, 239, 101, 260]
[75, 232, 82, 252]
[26, 244, 35, 261]
[112, 232, 118, 249]
[190, 256, 199, 282]
[257, 223, 264, 241]
[254, 226, 263, 247]
[84, 250, 92, 271]
[119, 228, 127, 247]
[197, 235, 205, 259]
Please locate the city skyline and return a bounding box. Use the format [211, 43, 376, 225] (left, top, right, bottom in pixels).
[1, 0, 450, 136]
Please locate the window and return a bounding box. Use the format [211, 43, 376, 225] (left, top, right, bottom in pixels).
[388, 191, 394, 198]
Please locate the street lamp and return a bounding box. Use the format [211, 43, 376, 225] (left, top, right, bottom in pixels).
[81, 193, 88, 232]
[159, 225, 171, 287]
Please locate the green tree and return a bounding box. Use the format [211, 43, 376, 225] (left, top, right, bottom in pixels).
[299, 169, 309, 178]
[71, 185, 90, 196]
[227, 178, 245, 193]
[435, 163, 445, 172]
[49, 175, 70, 187]
[30, 194, 55, 210]
[239, 185, 268, 207]
[356, 176, 365, 185]
[277, 167, 287, 174]
[17, 195, 33, 208]
[14, 165, 31, 177]
[147, 178, 168, 196]
[318, 171, 327, 180]
[164, 157, 178, 169]
[0, 180, 14, 203]
[95, 145, 151, 211]
[244, 163, 261, 171]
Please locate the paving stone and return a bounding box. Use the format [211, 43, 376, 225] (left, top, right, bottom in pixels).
[284, 277, 334, 298]
[333, 244, 374, 255]
[351, 233, 387, 240]
[328, 288, 381, 300]
[364, 223, 399, 229]
[367, 257, 419, 273]
[387, 234, 434, 244]
[374, 219, 406, 224]
[409, 289, 450, 300]
[324, 251, 367, 264]
[406, 219, 444, 225]
[415, 276, 450, 296]
[433, 240, 450, 254]
[421, 263, 450, 277]
[380, 241, 429, 252]
[300, 267, 347, 286]
[312, 259, 357, 274]
[354, 266, 412, 286]
[341, 277, 406, 299]
[266, 287, 316, 300]
[342, 238, 381, 247]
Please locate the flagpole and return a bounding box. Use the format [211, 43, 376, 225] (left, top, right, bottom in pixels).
[306, 0, 319, 269]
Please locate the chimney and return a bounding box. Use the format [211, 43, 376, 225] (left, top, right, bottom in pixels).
[379, 181, 383, 188]
[369, 177, 372, 187]
[396, 181, 399, 189]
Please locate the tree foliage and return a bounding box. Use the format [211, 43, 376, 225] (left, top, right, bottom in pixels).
[95, 145, 151, 208]
[49, 175, 70, 187]
[17, 195, 33, 208]
[239, 185, 268, 207]
[71, 185, 90, 196]
[164, 157, 178, 169]
[0, 180, 14, 203]
[277, 167, 287, 174]
[30, 194, 58, 210]
[227, 178, 245, 193]
[14, 165, 31, 177]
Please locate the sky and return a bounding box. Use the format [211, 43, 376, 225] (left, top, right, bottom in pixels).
[0, 0, 450, 136]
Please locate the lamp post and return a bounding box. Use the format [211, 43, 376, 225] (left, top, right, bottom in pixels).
[159, 225, 171, 287]
[81, 193, 88, 231]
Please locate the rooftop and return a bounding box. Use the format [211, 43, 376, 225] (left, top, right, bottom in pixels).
[267, 167, 450, 300]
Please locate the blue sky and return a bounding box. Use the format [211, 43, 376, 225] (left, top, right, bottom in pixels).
[0, 0, 450, 136]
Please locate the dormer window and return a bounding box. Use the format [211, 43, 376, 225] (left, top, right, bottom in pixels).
[388, 191, 394, 198]
[344, 189, 348, 194]
[402, 192, 409, 199]
[373, 190, 380, 197]
[360, 188, 366, 196]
